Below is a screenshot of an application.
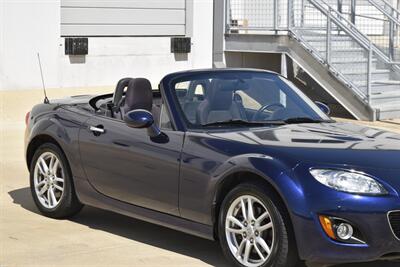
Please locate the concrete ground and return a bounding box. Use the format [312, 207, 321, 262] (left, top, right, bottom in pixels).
[1, 88, 400, 267]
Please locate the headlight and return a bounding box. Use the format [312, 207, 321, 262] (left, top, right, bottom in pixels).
[310, 169, 387, 195]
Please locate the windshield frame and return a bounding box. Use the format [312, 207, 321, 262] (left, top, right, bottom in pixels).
[164, 69, 331, 131]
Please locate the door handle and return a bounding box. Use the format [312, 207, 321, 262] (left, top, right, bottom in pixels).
[89, 125, 105, 135]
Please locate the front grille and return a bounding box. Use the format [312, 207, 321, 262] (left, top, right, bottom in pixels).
[388, 211, 400, 240]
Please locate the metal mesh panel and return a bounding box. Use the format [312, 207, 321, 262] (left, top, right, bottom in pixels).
[278, 0, 288, 28]
[292, 0, 328, 62]
[227, 0, 289, 32]
[228, 0, 275, 30]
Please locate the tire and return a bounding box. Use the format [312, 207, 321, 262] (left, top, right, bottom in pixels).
[218, 182, 299, 267]
[30, 143, 83, 218]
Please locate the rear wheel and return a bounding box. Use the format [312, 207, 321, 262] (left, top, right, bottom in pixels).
[30, 143, 83, 218]
[218, 183, 299, 267]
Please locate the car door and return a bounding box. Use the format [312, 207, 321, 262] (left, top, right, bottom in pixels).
[78, 108, 183, 216]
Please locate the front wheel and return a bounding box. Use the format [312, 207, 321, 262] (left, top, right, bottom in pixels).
[30, 143, 83, 218]
[218, 183, 299, 267]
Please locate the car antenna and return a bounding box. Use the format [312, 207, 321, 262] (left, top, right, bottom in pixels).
[37, 53, 50, 104]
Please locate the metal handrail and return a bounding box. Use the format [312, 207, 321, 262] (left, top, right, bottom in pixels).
[300, 0, 392, 65]
[225, 0, 399, 104]
[366, 0, 399, 61]
[368, 0, 400, 24]
[289, 0, 398, 102]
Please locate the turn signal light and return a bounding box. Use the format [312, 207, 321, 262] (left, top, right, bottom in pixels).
[319, 215, 336, 240]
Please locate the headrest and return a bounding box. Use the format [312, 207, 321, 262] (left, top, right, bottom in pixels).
[207, 79, 235, 110]
[124, 78, 153, 112]
[113, 77, 133, 107]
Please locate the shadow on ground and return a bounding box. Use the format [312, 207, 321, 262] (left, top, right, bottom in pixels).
[8, 187, 398, 267]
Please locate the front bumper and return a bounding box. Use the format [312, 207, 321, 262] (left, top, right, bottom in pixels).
[289, 164, 400, 264]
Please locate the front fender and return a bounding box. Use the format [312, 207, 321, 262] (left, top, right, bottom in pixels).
[210, 154, 307, 221]
[26, 109, 89, 180]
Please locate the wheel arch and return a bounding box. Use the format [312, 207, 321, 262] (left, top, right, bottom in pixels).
[212, 170, 298, 250]
[26, 134, 64, 170]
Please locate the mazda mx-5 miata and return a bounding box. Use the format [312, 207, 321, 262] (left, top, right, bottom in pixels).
[25, 69, 400, 267]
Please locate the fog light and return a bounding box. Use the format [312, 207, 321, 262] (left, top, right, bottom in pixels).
[336, 223, 353, 240]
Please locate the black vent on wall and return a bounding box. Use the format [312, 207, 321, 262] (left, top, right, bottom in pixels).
[65, 38, 88, 55]
[171, 37, 191, 53]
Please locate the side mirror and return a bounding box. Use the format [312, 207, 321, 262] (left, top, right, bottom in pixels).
[124, 109, 161, 138]
[315, 101, 331, 115]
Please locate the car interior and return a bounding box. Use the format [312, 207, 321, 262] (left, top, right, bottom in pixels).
[90, 76, 312, 128]
[91, 77, 163, 127]
[174, 77, 308, 126]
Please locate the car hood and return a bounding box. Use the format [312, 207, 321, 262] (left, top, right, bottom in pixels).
[210, 122, 400, 170]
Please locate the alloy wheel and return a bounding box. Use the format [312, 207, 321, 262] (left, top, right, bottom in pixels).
[225, 195, 275, 267]
[33, 152, 65, 209]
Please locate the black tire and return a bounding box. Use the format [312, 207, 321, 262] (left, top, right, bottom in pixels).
[218, 182, 300, 267]
[30, 143, 83, 218]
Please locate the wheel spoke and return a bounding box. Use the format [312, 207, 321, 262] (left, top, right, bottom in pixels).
[247, 197, 254, 220]
[227, 216, 244, 229]
[49, 188, 57, 206]
[54, 184, 63, 192]
[47, 188, 52, 206]
[240, 198, 247, 220]
[236, 239, 246, 257]
[36, 162, 46, 176]
[243, 241, 252, 264]
[53, 160, 59, 174]
[226, 227, 244, 234]
[38, 184, 48, 196]
[256, 237, 271, 255]
[258, 221, 273, 232]
[49, 156, 55, 173]
[54, 177, 64, 183]
[35, 180, 46, 188]
[254, 242, 266, 261]
[256, 212, 269, 224]
[39, 158, 49, 173]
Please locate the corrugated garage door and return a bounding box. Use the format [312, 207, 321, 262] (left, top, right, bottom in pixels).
[61, 0, 186, 36]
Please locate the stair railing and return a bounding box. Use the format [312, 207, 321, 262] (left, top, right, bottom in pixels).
[365, 0, 400, 62]
[290, 0, 378, 102]
[225, 0, 399, 104]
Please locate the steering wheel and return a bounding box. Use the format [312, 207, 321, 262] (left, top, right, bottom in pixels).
[252, 103, 285, 121]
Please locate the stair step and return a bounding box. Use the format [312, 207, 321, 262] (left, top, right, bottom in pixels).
[331, 58, 378, 64]
[378, 102, 400, 111]
[306, 40, 359, 48]
[344, 71, 391, 81]
[317, 47, 365, 53]
[371, 93, 400, 120]
[342, 69, 390, 75]
[378, 110, 400, 120]
[303, 35, 353, 42]
[371, 91, 400, 99]
[357, 81, 400, 92]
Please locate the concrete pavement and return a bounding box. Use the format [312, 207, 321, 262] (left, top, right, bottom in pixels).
[1, 88, 399, 267]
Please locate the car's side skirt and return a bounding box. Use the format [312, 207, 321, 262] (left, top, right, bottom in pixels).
[73, 176, 215, 241]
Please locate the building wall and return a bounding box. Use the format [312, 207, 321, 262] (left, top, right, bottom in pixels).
[60, 0, 186, 36]
[0, 0, 213, 90]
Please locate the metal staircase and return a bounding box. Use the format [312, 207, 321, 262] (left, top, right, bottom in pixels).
[224, 0, 400, 120]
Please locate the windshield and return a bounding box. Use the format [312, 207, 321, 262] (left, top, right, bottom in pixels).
[170, 71, 330, 128]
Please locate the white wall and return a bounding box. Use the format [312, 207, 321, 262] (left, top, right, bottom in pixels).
[0, 0, 61, 90]
[0, 0, 213, 90]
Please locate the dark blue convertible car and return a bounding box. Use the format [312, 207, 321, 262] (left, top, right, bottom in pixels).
[25, 69, 400, 267]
